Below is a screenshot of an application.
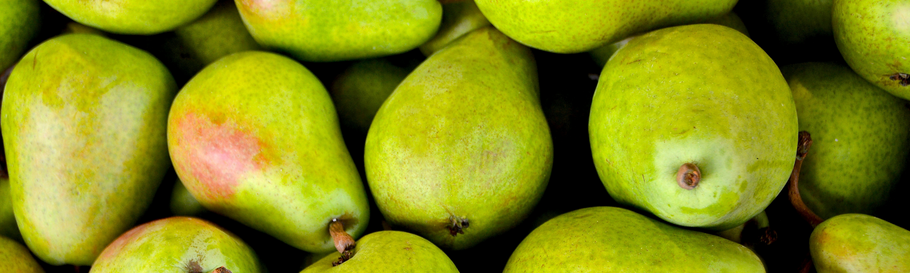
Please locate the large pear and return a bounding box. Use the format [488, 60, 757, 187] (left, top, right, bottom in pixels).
[2, 34, 177, 265]
[168, 51, 370, 254]
[365, 26, 553, 250]
[589, 24, 798, 230]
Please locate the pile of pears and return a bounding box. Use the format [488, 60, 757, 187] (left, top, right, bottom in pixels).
[2, 0, 909, 272]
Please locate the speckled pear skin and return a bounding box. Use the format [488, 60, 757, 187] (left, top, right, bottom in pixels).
[2, 33, 177, 266]
[167, 51, 370, 254]
[810, 214, 910, 272]
[589, 12, 749, 68]
[833, 0, 910, 100]
[504, 207, 765, 272]
[419, 0, 491, 56]
[300, 231, 459, 273]
[782, 62, 910, 220]
[589, 24, 797, 231]
[235, 0, 442, 62]
[91, 217, 264, 273]
[329, 58, 412, 134]
[474, 0, 737, 53]
[364, 27, 552, 250]
[44, 0, 217, 35]
[0, 0, 40, 70]
[0, 235, 43, 272]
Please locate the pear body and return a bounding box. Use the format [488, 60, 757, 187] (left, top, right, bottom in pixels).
[810, 214, 910, 272]
[168, 51, 369, 254]
[0, 178, 19, 241]
[90, 217, 264, 273]
[3, 33, 176, 265]
[783, 62, 910, 219]
[0, 0, 40, 69]
[0, 235, 43, 272]
[833, 0, 910, 100]
[236, 0, 441, 62]
[365, 27, 552, 250]
[504, 207, 765, 272]
[474, 0, 737, 53]
[44, 0, 218, 35]
[301, 231, 459, 273]
[589, 24, 797, 230]
[419, 0, 491, 56]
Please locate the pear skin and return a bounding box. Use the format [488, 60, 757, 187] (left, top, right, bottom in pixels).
[301, 231, 458, 273]
[810, 214, 910, 272]
[0, 235, 43, 272]
[0, 0, 40, 70]
[43, 0, 218, 35]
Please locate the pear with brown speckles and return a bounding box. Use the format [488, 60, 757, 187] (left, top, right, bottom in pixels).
[2, 34, 177, 266]
[167, 51, 370, 254]
[364, 26, 553, 250]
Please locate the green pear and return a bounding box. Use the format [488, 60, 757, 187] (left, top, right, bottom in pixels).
[236, 0, 441, 62]
[170, 178, 208, 217]
[0, 0, 40, 70]
[765, 0, 832, 46]
[365, 26, 552, 250]
[833, 0, 910, 100]
[589, 12, 749, 68]
[589, 24, 798, 230]
[3, 33, 176, 266]
[810, 214, 910, 272]
[419, 0, 491, 56]
[782, 62, 910, 219]
[301, 231, 459, 272]
[152, 0, 262, 84]
[504, 207, 765, 272]
[0, 235, 43, 272]
[474, 0, 737, 53]
[43, 0, 218, 35]
[168, 51, 370, 254]
[90, 217, 265, 273]
[329, 58, 414, 134]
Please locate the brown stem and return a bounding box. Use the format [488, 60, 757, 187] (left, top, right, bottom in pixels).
[788, 131, 824, 227]
[329, 219, 355, 266]
[210, 267, 232, 273]
[889, 73, 910, 86]
[447, 215, 470, 236]
[676, 163, 701, 190]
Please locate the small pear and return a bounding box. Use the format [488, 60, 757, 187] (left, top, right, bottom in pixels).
[300, 231, 458, 272]
[0, 0, 40, 69]
[0, 235, 43, 272]
[810, 214, 910, 272]
[419, 0, 491, 56]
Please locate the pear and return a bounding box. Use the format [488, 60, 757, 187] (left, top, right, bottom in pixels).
[782, 62, 910, 219]
[474, 0, 737, 53]
[3, 33, 177, 265]
[504, 207, 765, 272]
[43, 0, 218, 35]
[364, 26, 552, 250]
[810, 214, 910, 272]
[151, 0, 262, 84]
[833, 0, 910, 100]
[300, 231, 458, 272]
[0, 235, 43, 272]
[329, 58, 415, 134]
[90, 217, 265, 273]
[589, 12, 749, 68]
[418, 0, 491, 56]
[168, 51, 370, 254]
[0, 0, 40, 70]
[0, 178, 18, 241]
[236, 0, 442, 62]
[589, 24, 798, 230]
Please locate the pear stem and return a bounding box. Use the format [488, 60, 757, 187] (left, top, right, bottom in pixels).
[787, 131, 824, 227]
[329, 219, 356, 266]
[447, 215, 470, 236]
[889, 73, 910, 86]
[676, 163, 701, 190]
[210, 267, 232, 273]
